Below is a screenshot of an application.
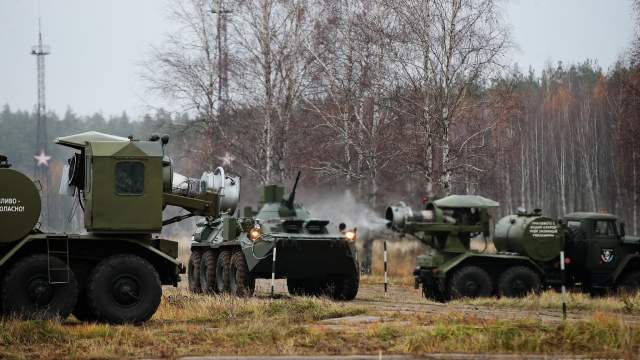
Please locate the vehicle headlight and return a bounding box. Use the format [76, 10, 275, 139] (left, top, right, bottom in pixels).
[248, 226, 262, 241]
[344, 230, 356, 242]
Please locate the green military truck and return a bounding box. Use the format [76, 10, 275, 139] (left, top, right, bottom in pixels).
[188, 173, 360, 300]
[386, 195, 640, 301]
[0, 131, 235, 323]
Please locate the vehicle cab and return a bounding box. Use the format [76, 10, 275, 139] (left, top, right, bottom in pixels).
[562, 212, 639, 289]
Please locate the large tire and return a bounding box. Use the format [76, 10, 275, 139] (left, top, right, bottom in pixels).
[329, 265, 360, 301]
[498, 266, 541, 298]
[422, 283, 446, 302]
[1, 254, 78, 319]
[86, 254, 161, 324]
[188, 250, 203, 293]
[215, 250, 232, 294]
[447, 265, 493, 300]
[199, 250, 218, 294]
[229, 252, 255, 297]
[618, 270, 640, 295]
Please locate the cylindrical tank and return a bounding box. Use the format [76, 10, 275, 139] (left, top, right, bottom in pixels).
[0, 168, 41, 243]
[494, 214, 563, 262]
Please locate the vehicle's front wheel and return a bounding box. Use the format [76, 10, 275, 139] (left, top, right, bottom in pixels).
[329, 265, 359, 301]
[86, 254, 161, 324]
[1, 254, 78, 319]
[498, 266, 541, 298]
[447, 265, 493, 300]
[229, 252, 254, 297]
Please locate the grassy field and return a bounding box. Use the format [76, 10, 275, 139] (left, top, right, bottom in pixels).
[1, 286, 639, 359]
[11, 239, 632, 358]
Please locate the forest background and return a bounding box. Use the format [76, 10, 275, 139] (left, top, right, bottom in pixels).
[2, 0, 640, 236]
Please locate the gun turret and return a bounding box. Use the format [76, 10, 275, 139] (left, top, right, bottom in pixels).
[284, 171, 301, 210]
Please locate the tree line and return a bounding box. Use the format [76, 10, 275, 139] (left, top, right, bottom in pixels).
[2, 0, 640, 235]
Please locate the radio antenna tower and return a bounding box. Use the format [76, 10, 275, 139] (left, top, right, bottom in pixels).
[212, 0, 231, 119]
[31, 18, 51, 228]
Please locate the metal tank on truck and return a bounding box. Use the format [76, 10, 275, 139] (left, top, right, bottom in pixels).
[386, 195, 640, 301]
[0, 131, 235, 323]
[188, 172, 360, 300]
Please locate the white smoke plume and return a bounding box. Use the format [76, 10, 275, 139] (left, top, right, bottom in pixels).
[303, 190, 390, 238]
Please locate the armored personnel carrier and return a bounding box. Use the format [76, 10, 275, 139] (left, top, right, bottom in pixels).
[386, 195, 640, 301]
[188, 173, 360, 300]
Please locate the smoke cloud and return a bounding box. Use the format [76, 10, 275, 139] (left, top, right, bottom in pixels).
[303, 190, 390, 239]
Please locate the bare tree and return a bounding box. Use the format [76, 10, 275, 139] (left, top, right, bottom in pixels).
[386, 0, 510, 194]
[303, 0, 401, 205]
[229, 0, 311, 184]
[142, 0, 220, 169]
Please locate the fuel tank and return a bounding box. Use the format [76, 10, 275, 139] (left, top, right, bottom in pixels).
[0, 167, 41, 243]
[494, 213, 563, 262]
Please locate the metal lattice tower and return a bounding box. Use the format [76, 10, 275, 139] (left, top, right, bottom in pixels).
[31, 19, 51, 228]
[213, 0, 231, 118]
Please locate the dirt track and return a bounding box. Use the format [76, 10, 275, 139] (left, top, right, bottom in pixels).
[249, 279, 640, 324]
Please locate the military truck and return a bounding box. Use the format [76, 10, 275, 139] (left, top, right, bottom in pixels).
[188, 173, 360, 300]
[0, 131, 236, 323]
[386, 195, 640, 301]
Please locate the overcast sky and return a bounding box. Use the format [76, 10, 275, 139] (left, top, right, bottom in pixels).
[0, 0, 635, 118]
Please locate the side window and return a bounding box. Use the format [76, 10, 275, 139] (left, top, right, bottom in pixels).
[593, 220, 615, 237]
[566, 220, 581, 231]
[115, 161, 144, 195]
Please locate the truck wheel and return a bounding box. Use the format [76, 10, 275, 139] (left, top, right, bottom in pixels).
[1, 254, 78, 319]
[229, 252, 255, 297]
[199, 250, 218, 294]
[215, 250, 232, 293]
[448, 265, 493, 300]
[330, 266, 360, 301]
[422, 284, 446, 302]
[498, 266, 540, 298]
[86, 254, 161, 324]
[188, 250, 203, 293]
[618, 270, 640, 295]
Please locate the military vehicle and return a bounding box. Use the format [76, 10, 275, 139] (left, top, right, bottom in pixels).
[386, 195, 640, 301]
[0, 131, 237, 323]
[188, 172, 360, 300]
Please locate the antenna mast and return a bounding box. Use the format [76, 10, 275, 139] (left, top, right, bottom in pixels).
[31, 18, 51, 228]
[212, 0, 232, 120]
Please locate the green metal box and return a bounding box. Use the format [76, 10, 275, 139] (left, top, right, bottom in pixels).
[84, 141, 164, 233]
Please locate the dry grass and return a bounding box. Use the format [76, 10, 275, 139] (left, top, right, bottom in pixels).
[455, 289, 640, 314]
[1, 288, 640, 359]
[369, 239, 424, 278]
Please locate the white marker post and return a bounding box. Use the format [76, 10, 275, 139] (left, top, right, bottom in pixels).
[271, 246, 277, 298]
[383, 240, 388, 294]
[560, 250, 567, 320]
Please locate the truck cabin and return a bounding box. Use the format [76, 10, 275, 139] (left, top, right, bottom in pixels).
[562, 212, 626, 274]
[563, 212, 623, 240]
